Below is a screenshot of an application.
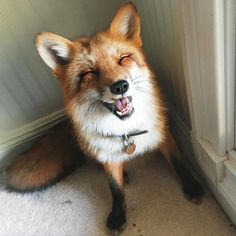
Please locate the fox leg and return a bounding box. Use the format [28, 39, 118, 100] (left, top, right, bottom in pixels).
[159, 133, 204, 201]
[123, 170, 129, 184]
[104, 162, 126, 231]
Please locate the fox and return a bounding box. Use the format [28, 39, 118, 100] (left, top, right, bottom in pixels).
[6, 2, 204, 232]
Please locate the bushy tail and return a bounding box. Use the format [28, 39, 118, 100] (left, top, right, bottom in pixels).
[5, 121, 85, 193]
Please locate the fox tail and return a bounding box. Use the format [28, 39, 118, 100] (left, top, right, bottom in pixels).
[5, 121, 85, 193]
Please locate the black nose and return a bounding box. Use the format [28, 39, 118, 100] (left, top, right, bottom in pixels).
[110, 80, 129, 95]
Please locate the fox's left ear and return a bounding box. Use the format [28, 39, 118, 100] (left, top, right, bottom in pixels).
[109, 2, 141, 46]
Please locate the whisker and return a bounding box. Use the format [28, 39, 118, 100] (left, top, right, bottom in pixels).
[135, 86, 150, 92]
[133, 80, 150, 85]
[136, 89, 149, 95]
[132, 77, 149, 82]
[84, 91, 101, 102]
[135, 85, 152, 92]
[131, 74, 149, 81]
[87, 100, 102, 114]
[135, 86, 152, 96]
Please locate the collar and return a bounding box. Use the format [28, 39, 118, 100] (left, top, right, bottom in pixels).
[102, 129, 148, 155]
[105, 130, 148, 139]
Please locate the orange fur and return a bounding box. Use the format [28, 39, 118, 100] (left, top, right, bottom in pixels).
[104, 162, 124, 188]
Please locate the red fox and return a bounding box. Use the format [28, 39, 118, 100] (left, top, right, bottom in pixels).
[6, 2, 203, 231]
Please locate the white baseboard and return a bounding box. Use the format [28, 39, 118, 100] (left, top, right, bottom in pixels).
[0, 109, 66, 168]
[169, 108, 236, 225]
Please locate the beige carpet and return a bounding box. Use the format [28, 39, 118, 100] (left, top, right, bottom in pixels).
[0, 153, 235, 236]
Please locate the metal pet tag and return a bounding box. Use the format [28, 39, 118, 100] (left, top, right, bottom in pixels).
[123, 134, 136, 155]
[126, 142, 136, 155]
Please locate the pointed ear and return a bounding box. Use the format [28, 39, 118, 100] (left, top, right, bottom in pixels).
[109, 3, 141, 46]
[35, 32, 74, 70]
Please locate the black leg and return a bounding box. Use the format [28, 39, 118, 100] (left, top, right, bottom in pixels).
[172, 159, 204, 202]
[124, 170, 129, 184]
[160, 133, 204, 203]
[106, 175, 126, 230]
[104, 163, 126, 231]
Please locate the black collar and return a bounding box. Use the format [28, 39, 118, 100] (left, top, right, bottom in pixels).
[105, 130, 148, 139]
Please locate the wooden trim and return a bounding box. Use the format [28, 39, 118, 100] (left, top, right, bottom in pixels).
[180, 0, 228, 156]
[170, 107, 236, 225]
[0, 109, 66, 168]
[225, 0, 236, 151]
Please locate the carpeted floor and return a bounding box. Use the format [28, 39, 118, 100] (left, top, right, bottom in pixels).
[0, 153, 235, 236]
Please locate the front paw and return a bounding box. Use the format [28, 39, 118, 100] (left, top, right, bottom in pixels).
[183, 180, 204, 203]
[106, 210, 126, 231]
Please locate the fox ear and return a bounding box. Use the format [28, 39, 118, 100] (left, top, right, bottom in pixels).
[35, 32, 74, 70]
[109, 3, 141, 46]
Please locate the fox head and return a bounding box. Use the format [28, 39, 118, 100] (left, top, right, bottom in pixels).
[35, 3, 156, 125]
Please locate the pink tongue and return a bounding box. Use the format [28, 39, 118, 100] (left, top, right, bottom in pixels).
[114, 97, 129, 112]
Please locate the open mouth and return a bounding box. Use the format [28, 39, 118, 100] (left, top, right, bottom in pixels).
[102, 96, 134, 120]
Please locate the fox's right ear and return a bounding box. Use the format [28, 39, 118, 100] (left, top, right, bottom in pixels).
[35, 32, 74, 70]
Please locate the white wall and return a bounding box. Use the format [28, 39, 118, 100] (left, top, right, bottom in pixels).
[133, 0, 191, 130]
[0, 0, 123, 137]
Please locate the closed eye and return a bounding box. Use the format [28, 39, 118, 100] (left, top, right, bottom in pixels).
[118, 54, 133, 65]
[80, 70, 97, 80]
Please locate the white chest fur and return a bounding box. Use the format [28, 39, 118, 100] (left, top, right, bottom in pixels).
[70, 87, 164, 163]
[86, 128, 162, 163]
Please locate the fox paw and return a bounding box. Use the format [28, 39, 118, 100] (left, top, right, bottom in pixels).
[183, 181, 204, 203]
[106, 210, 126, 231]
